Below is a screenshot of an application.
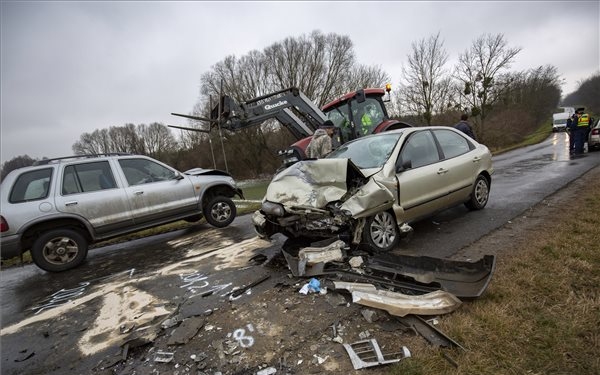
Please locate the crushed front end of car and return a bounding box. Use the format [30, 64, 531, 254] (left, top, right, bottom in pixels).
[252, 159, 394, 242]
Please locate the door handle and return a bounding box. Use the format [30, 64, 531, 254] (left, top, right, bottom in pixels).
[65, 201, 78, 206]
[472, 156, 481, 162]
[437, 168, 448, 175]
[134, 190, 144, 195]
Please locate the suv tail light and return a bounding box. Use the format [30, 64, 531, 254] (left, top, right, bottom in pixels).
[592, 129, 599, 135]
[0, 216, 8, 232]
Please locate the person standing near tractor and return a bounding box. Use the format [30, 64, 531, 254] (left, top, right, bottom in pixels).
[306, 120, 336, 158]
[454, 113, 477, 141]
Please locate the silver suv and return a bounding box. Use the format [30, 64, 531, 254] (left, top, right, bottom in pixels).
[0, 154, 244, 272]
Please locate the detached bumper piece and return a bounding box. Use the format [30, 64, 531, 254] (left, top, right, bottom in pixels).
[366, 253, 496, 299]
[334, 281, 462, 317]
[282, 240, 496, 299]
[343, 339, 410, 370]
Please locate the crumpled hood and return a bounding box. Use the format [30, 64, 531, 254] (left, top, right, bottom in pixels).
[265, 159, 394, 217]
[184, 168, 232, 177]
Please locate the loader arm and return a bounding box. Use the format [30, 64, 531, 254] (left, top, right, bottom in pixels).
[211, 87, 328, 139]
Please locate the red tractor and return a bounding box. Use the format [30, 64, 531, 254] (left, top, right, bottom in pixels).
[172, 85, 412, 162]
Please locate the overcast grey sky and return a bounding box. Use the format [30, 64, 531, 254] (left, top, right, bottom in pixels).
[1, 1, 599, 162]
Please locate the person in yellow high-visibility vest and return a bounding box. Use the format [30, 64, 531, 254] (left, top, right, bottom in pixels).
[573, 107, 590, 155]
[360, 104, 377, 135]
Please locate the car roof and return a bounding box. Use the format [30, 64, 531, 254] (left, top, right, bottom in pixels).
[33, 153, 134, 166]
[351, 126, 458, 140]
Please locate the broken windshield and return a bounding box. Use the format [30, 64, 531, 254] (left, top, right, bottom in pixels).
[327, 132, 402, 169]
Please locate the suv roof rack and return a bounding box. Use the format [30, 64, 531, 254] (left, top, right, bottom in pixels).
[33, 153, 132, 165]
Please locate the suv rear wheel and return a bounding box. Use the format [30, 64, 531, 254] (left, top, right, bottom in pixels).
[203, 196, 236, 228]
[31, 229, 88, 272]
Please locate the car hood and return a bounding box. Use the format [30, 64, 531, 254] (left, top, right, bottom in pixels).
[265, 159, 394, 218]
[184, 168, 232, 177]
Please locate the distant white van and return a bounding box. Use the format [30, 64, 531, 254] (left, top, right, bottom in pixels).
[559, 107, 575, 116]
[552, 112, 570, 132]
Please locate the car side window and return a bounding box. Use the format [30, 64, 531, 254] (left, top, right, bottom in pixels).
[9, 168, 53, 203]
[62, 161, 117, 195]
[118, 158, 176, 186]
[399, 131, 440, 169]
[434, 129, 472, 159]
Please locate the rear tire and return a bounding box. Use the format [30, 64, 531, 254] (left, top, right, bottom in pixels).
[31, 229, 88, 272]
[465, 175, 490, 210]
[362, 211, 400, 253]
[203, 196, 236, 228]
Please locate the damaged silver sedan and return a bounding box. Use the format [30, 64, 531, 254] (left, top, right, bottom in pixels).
[253, 127, 493, 252]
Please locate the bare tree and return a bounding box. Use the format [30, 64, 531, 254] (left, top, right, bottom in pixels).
[198, 30, 384, 108]
[107, 124, 145, 154]
[1, 155, 37, 181]
[72, 128, 111, 155]
[262, 31, 356, 105]
[455, 33, 521, 140]
[563, 72, 600, 114]
[398, 32, 451, 125]
[347, 64, 391, 94]
[137, 123, 178, 159]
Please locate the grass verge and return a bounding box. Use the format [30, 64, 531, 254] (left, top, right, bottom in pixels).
[389, 174, 600, 374]
[491, 124, 553, 155]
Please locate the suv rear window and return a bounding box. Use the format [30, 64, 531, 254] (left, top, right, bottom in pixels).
[62, 161, 117, 195]
[9, 168, 53, 203]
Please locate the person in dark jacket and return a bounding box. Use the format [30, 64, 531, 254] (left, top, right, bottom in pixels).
[567, 113, 577, 154]
[454, 114, 477, 141]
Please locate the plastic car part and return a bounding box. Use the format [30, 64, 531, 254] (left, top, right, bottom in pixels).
[343, 339, 410, 370]
[366, 253, 497, 299]
[396, 314, 465, 350]
[334, 282, 462, 317]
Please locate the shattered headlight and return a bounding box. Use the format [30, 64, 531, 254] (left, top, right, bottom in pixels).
[261, 201, 285, 217]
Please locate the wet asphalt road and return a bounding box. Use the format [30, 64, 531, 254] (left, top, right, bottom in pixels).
[1, 132, 599, 374]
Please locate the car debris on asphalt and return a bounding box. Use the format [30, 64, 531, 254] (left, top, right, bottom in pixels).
[343, 338, 411, 370]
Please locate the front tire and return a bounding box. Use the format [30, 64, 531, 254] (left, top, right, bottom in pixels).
[31, 229, 88, 272]
[465, 174, 490, 210]
[203, 196, 236, 228]
[362, 211, 400, 253]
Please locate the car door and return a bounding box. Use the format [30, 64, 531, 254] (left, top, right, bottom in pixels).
[55, 160, 134, 235]
[116, 157, 198, 225]
[432, 129, 480, 205]
[395, 130, 447, 222]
